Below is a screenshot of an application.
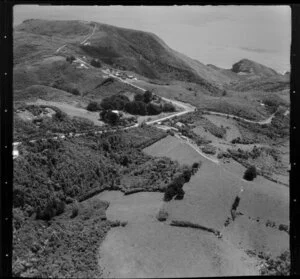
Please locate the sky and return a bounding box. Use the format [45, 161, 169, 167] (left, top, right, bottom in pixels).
[14, 5, 291, 73]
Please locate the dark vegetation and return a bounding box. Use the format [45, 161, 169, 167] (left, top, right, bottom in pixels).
[227, 145, 286, 177]
[231, 137, 254, 145]
[90, 58, 101, 68]
[259, 251, 290, 276]
[13, 125, 194, 277]
[100, 110, 120, 125]
[196, 118, 226, 138]
[167, 111, 226, 139]
[14, 126, 169, 221]
[163, 162, 201, 201]
[66, 55, 75, 63]
[51, 80, 80, 96]
[99, 92, 175, 116]
[243, 165, 257, 181]
[170, 220, 221, 236]
[14, 105, 96, 141]
[237, 110, 289, 143]
[13, 198, 111, 278]
[86, 101, 101, 111]
[156, 209, 169, 222]
[201, 144, 217, 155]
[179, 126, 211, 146]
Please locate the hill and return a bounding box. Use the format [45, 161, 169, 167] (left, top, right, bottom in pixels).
[14, 19, 232, 95]
[231, 59, 280, 77]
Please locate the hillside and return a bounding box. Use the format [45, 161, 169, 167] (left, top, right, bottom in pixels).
[231, 59, 280, 76]
[14, 19, 289, 99]
[14, 19, 231, 95]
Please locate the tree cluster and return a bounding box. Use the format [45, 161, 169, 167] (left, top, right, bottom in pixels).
[100, 92, 175, 117]
[163, 163, 201, 201]
[90, 58, 101, 68]
[243, 165, 257, 181]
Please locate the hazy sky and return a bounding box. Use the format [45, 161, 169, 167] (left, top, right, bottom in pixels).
[14, 5, 291, 73]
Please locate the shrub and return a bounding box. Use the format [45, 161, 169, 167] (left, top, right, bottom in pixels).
[134, 94, 144, 102]
[90, 58, 101, 68]
[36, 198, 66, 221]
[201, 145, 217, 155]
[278, 224, 289, 234]
[70, 88, 80, 96]
[53, 110, 67, 121]
[101, 95, 130, 111]
[124, 101, 147, 115]
[163, 169, 191, 201]
[156, 209, 168, 221]
[104, 110, 120, 125]
[147, 103, 162, 115]
[243, 165, 257, 181]
[163, 103, 176, 112]
[71, 201, 79, 218]
[144, 90, 153, 103]
[174, 188, 185, 200]
[87, 101, 101, 112]
[66, 55, 75, 63]
[260, 251, 290, 276]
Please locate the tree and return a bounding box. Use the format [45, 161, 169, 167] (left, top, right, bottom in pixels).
[87, 101, 101, 112]
[90, 58, 101, 68]
[147, 103, 162, 115]
[243, 165, 257, 181]
[66, 55, 75, 63]
[71, 88, 80, 96]
[125, 101, 147, 115]
[144, 90, 153, 103]
[99, 110, 107, 120]
[100, 95, 130, 111]
[163, 103, 175, 112]
[105, 110, 119, 126]
[134, 94, 144, 102]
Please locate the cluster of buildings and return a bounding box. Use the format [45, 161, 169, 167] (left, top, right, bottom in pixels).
[105, 68, 137, 80]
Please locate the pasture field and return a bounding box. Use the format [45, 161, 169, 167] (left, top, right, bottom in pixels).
[144, 135, 289, 258]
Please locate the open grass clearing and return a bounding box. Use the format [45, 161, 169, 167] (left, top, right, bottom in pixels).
[98, 220, 259, 278]
[145, 135, 289, 253]
[28, 99, 105, 126]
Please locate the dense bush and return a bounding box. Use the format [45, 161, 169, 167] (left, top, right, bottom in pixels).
[100, 110, 120, 125]
[14, 107, 97, 142]
[134, 93, 145, 102]
[90, 58, 101, 68]
[124, 101, 147, 115]
[164, 166, 194, 201]
[163, 103, 176, 112]
[260, 251, 290, 276]
[156, 209, 168, 221]
[66, 55, 75, 63]
[180, 126, 210, 146]
[243, 165, 257, 181]
[51, 81, 81, 96]
[101, 94, 130, 111]
[144, 90, 153, 103]
[70, 201, 79, 218]
[201, 144, 217, 155]
[36, 197, 66, 220]
[13, 199, 111, 278]
[86, 101, 101, 111]
[147, 103, 162, 115]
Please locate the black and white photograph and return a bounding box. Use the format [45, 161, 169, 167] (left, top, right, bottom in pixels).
[11, 4, 290, 277]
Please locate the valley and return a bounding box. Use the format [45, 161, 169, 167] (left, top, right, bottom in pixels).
[12, 18, 290, 278]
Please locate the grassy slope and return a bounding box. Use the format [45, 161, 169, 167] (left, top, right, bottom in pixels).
[145, 136, 289, 257]
[14, 19, 225, 95]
